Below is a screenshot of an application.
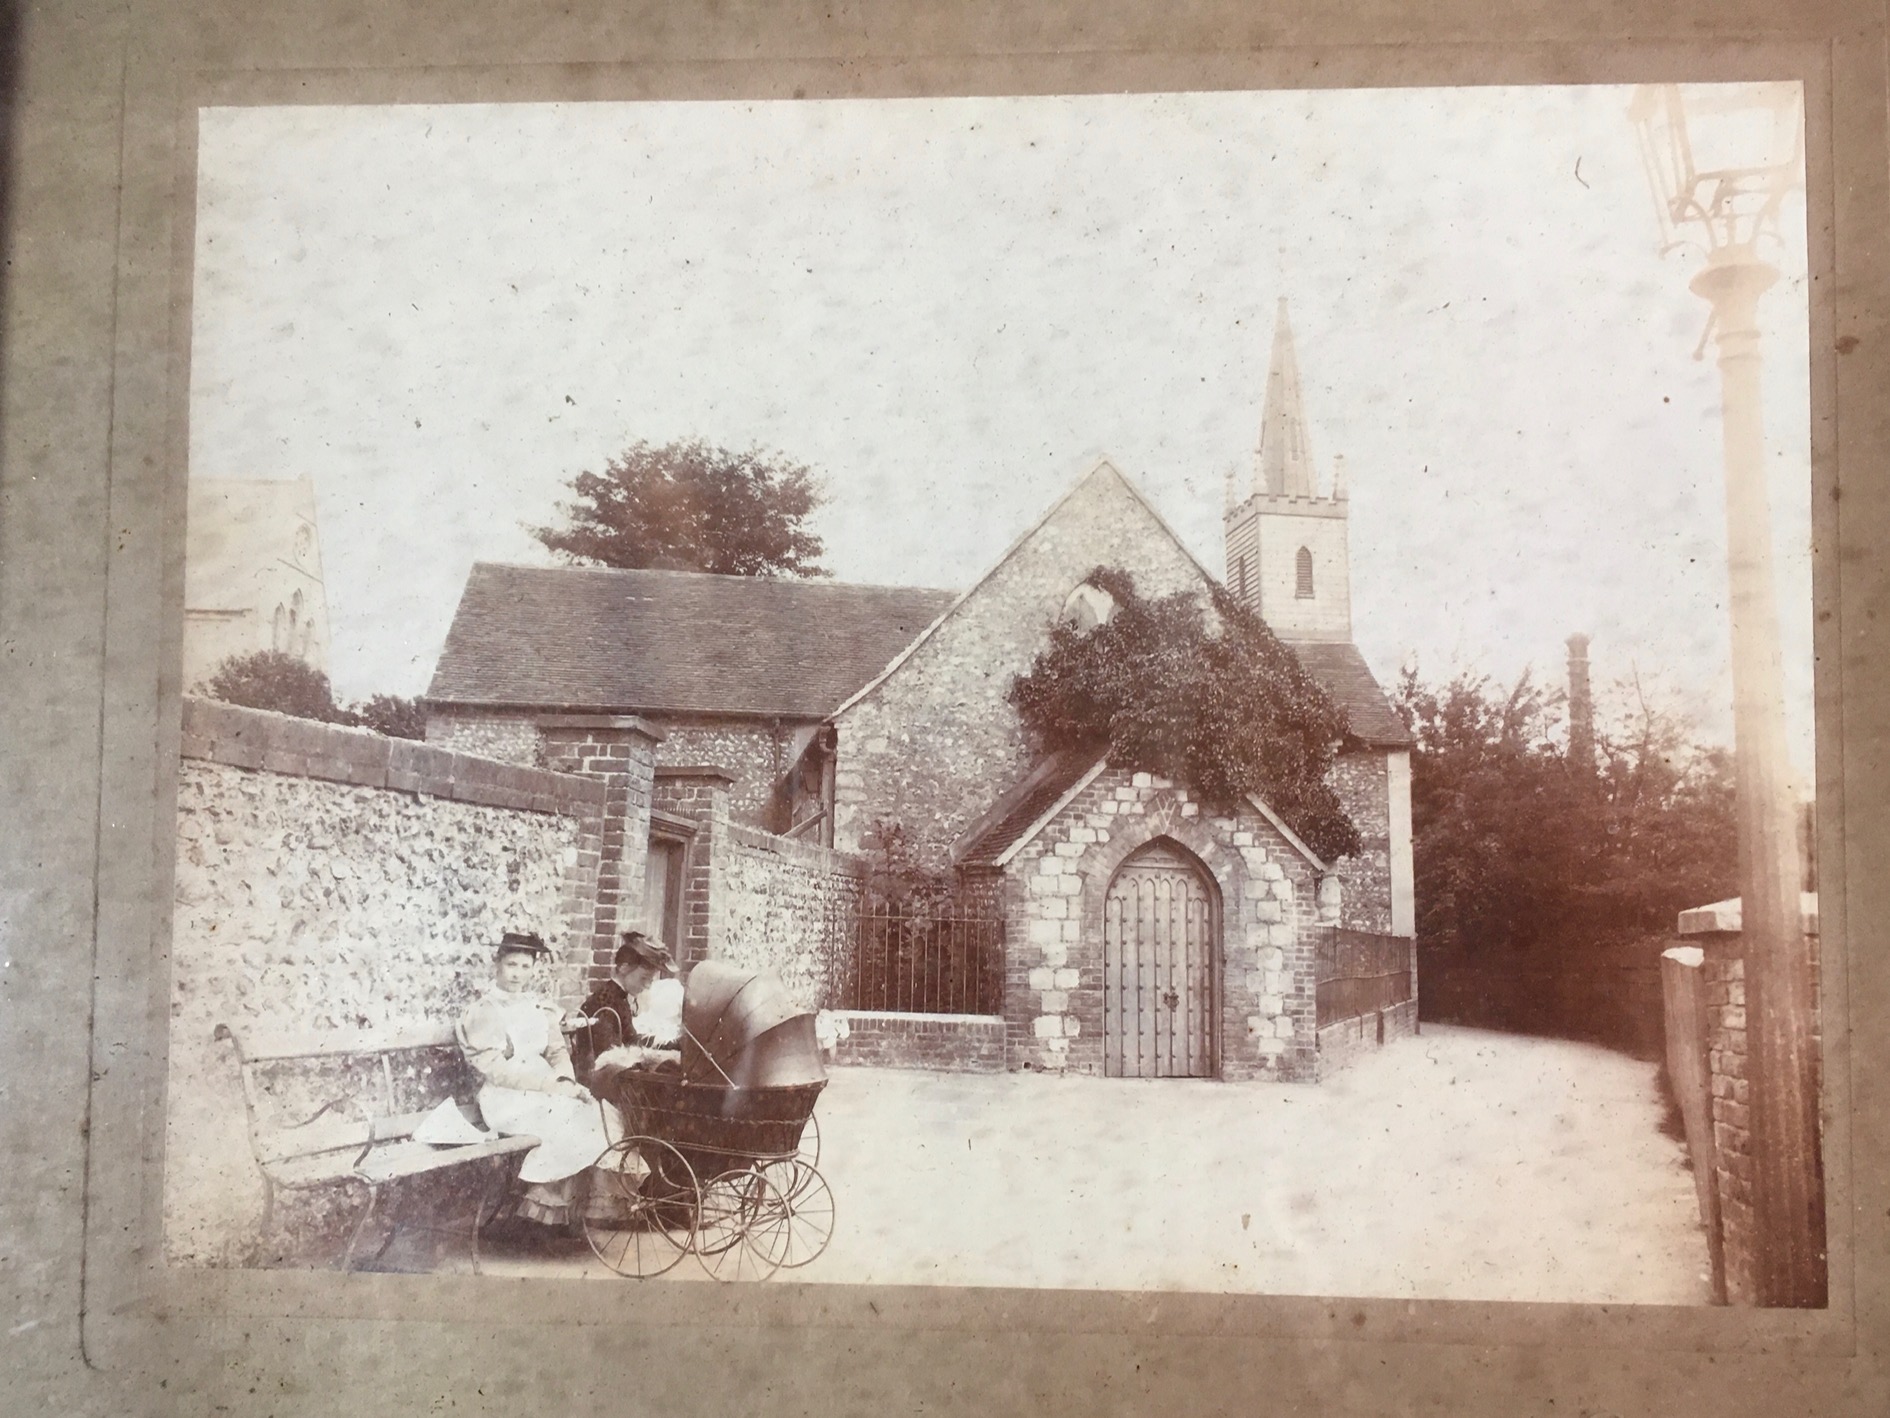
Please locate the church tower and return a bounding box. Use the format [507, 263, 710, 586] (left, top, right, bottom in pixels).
[1223, 298, 1351, 643]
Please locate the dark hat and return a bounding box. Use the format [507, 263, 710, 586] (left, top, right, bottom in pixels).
[616, 931, 673, 972]
[496, 930, 551, 957]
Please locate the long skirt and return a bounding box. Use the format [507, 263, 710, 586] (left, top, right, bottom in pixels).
[477, 1084, 613, 1184]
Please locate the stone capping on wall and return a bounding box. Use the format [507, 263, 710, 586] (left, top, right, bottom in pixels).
[655, 764, 737, 784]
[725, 819, 867, 875]
[534, 713, 667, 742]
[180, 696, 607, 815]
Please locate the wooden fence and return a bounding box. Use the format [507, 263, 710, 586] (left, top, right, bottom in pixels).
[1313, 927, 1415, 1029]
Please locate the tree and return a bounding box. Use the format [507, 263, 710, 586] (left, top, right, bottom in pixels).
[1394, 663, 1737, 957]
[530, 438, 827, 576]
[351, 694, 427, 741]
[205, 651, 350, 724]
[202, 652, 429, 740]
[1007, 567, 1362, 861]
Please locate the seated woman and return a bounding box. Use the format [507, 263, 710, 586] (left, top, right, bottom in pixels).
[455, 930, 613, 1235]
[571, 931, 682, 1081]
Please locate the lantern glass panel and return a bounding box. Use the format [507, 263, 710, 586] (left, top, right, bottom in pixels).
[1681, 82, 1802, 183]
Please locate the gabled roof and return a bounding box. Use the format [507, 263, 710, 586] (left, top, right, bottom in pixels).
[426, 563, 956, 719]
[954, 749, 1328, 872]
[1289, 641, 1411, 748]
[835, 458, 1224, 717]
[954, 750, 1107, 867]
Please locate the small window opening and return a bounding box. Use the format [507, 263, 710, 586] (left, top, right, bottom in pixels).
[1060, 582, 1118, 632]
[1235, 555, 1248, 598]
[1295, 546, 1315, 600]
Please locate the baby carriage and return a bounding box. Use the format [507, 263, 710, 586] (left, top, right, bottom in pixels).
[584, 961, 833, 1281]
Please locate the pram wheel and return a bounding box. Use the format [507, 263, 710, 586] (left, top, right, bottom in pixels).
[760, 1158, 834, 1269]
[796, 1112, 821, 1167]
[582, 1137, 699, 1279]
[695, 1168, 792, 1282]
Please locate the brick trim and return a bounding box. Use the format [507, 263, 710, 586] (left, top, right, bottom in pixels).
[181, 697, 605, 814]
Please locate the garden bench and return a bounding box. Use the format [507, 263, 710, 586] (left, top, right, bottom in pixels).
[215, 1020, 540, 1272]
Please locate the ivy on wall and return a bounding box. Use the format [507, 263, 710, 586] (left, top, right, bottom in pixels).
[1007, 566, 1362, 861]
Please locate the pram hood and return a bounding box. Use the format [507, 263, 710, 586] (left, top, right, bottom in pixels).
[681, 961, 827, 1088]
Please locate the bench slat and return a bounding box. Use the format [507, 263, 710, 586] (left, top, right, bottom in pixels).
[219, 1020, 460, 1064]
[254, 1109, 446, 1166]
[266, 1133, 540, 1189]
[354, 1134, 540, 1185]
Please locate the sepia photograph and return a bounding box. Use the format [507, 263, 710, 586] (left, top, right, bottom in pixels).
[164, 81, 1823, 1306]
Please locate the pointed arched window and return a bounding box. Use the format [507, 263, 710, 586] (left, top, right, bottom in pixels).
[1295, 546, 1315, 599]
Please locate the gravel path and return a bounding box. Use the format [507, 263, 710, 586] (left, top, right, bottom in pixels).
[482, 1024, 1712, 1303]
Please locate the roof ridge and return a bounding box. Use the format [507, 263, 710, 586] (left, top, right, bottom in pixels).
[469, 560, 956, 597]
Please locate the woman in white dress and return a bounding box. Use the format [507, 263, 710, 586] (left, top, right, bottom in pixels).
[456, 931, 612, 1231]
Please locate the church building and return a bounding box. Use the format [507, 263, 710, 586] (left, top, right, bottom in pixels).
[181, 478, 332, 692]
[426, 300, 1415, 1080]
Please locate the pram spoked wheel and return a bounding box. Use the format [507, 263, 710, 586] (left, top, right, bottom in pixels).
[760, 1158, 835, 1269]
[582, 1137, 699, 1279]
[695, 1168, 794, 1282]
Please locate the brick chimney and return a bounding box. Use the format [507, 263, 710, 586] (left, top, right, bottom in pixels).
[1566, 633, 1594, 775]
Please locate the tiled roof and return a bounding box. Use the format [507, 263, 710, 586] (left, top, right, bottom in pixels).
[426, 564, 956, 720]
[1289, 641, 1411, 748]
[955, 750, 1107, 868]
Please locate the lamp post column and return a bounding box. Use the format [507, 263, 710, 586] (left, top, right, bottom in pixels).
[1691, 252, 1825, 1307]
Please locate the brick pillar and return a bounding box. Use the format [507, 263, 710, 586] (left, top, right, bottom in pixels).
[1688, 912, 1823, 1308]
[1699, 936, 1756, 1304]
[653, 766, 735, 966]
[538, 715, 664, 985]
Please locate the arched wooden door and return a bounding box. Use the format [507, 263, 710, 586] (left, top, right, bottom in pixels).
[1103, 839, 1218, 1078]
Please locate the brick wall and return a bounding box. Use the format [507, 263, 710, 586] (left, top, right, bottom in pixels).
[826, 1011, 1006, 1072]
[167, 697, 604, 1266]
[425, 706, 544, 767]
[1696, 929, 1823, 1307]
[833, 465, 1211, 870]
[1315, 998, 1419, 1076]
[1327, 747, 1393, 932]
[655, 718, 802, 830]
[997, 767, 1324, 1081]
[1702, 948, 1757, 1303]
[539, 715, 663, 983]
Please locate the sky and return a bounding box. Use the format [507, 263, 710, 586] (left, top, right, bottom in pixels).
[188, 86, 1815, 778]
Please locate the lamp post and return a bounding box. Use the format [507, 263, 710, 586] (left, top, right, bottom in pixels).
[1628, 82, 1823, 1306]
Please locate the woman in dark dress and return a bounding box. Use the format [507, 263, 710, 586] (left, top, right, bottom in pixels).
[572, 931, 673, 1082]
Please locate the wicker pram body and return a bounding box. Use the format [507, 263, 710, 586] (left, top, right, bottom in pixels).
[608, 1069, 825, 1181]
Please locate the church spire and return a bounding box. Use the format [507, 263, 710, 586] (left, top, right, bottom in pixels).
[1253, 297, 1319, 499]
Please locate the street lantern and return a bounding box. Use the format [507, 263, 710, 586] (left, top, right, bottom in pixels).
[1628, 82, 1804, 262]
[1627, 81, 1823, 1307]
